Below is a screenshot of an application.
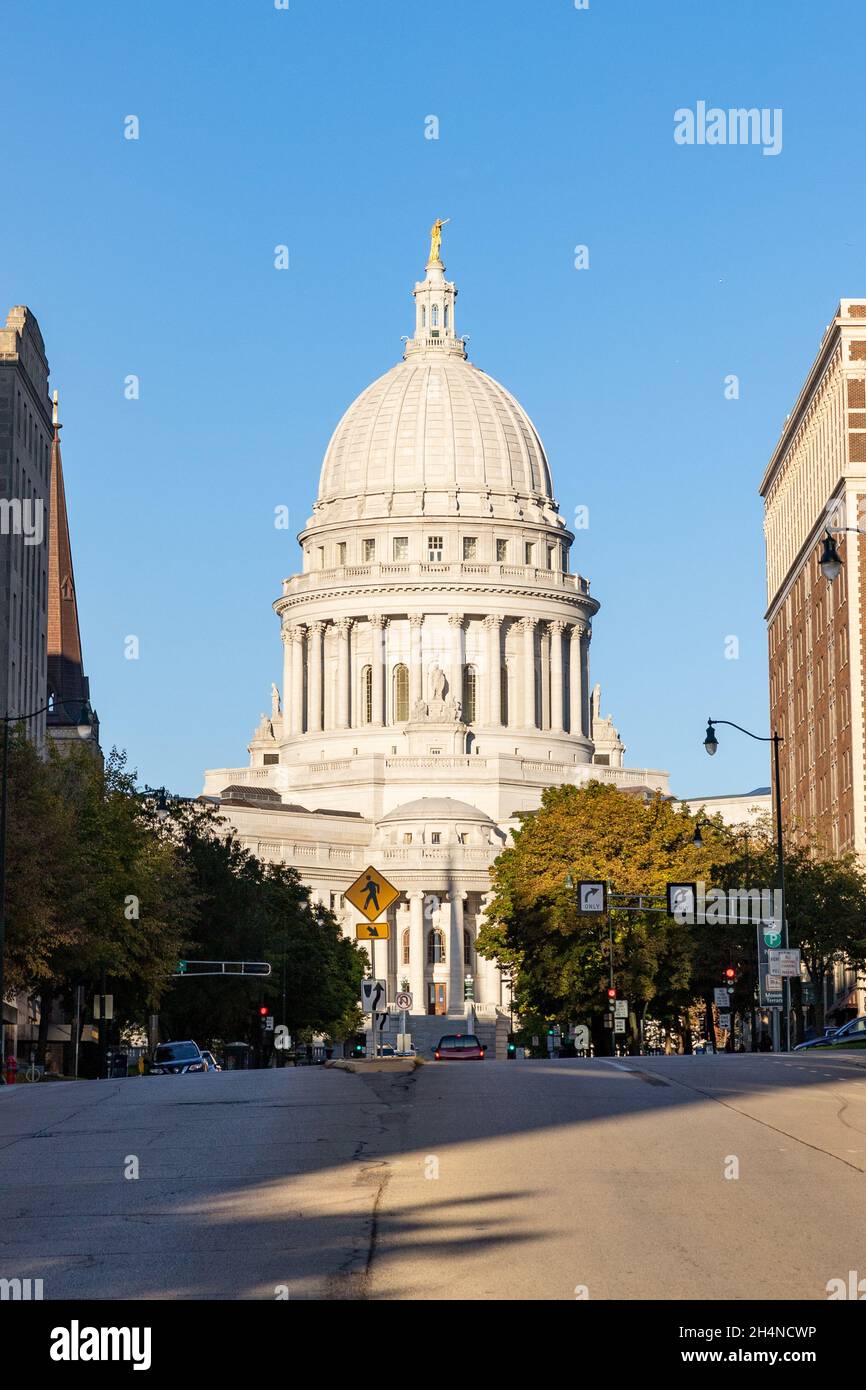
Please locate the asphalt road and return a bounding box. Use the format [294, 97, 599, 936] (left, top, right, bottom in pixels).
[2, 1053, 865, 1300]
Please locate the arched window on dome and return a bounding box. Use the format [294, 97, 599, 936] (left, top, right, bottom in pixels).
[361, 665, 372, 724]
[401, 928, 410, 966]
[463, 930, 472, 966]
[462, 664, 477, 724]
[427, 928, 446, 964]
[393, 664, 409, 722]
[444, 305, 449, 330]
[431, 304, 439, 327]
[421, 305, 426, 328]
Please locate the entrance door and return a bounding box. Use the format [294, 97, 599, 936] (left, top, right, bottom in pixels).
[427, 983, 447, 1015]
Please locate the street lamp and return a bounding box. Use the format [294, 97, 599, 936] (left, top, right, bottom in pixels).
[817, 524, 866, 583]
[702, 717, 789, 1051]
[0, 697, 93, 1070]
[692, 818, 708, 848]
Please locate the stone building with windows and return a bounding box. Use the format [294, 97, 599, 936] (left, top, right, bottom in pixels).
[203, 240, 668, 1020]
[760, 298, 866, 1023]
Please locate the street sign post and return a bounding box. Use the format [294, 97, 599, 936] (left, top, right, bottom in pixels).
[614, 1018, 626, 1034]
[614, 999, 628, 1019]
[713, 987, 732, 1008]
[355, 920, 391, 940]
[360, 979, 387, 1057]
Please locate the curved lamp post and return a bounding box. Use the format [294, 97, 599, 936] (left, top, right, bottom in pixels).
[818, 525, 864, 583]
[703, 718, 789, 1051]
[0, 698, 93, 1068]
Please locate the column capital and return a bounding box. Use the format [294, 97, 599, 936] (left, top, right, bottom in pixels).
[482, 613, 503, 630]
[448, 611, 465, 629]
[572, 619, 588, 638]
[288, 624, 306, 645]
[369, 613, 388, 629]
[335, 617, 354, 637]
[550, 618, 568, 636]
[407, 888, 427, 901]
[409, 614, 425, 629]
[518, 616, 537, 633]
[448, 887, 468, 902]
[309, 619, 327, 637]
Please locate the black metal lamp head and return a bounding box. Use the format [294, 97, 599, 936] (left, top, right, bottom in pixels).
[703, 722, 718, 757]
[819, 530, 842, 582]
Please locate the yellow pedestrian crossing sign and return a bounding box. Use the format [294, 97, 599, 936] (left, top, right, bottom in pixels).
[345, 865, 400, 922]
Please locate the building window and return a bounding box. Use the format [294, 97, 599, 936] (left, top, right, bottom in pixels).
[496, 539, 508, 562]
[431, 304, 439, 327]
[428, 535, 444, 562]
[524, 541, 534, 565]
[421, 306, 426, 327]
[318, 546, 325, 568]
[263, 754, 279, 765]
[463, 536, 478, 560]
[431, 831, 441, 845]
[402, 832, 412, 845]
[546, 543, 555, 569]
[501, 663, 509, 725]
[444, 305, 449, 329]
[393, 663, 409, 721]
[393, 536, 408, 561]
[362, 538, 376, 562]
[462, 664, 477, 723]
[428, 928, 446, 963]
[464, 930, 472, 966]
[338, 542, 346, 565]
[402, 929, 410, 965]
[361, 665, 373, 723]
[330, 893, 344, 911]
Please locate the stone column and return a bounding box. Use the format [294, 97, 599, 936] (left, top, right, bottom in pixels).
[370, 614, 386, 726]
[476, 893, 501, 1007]
[308, 621, 325, 734]
[448, 889, 466, 1014]
[569, 621, 584, 736]
[290, 625, 306, 734]
[581, 622, 592, 738]
[335, 619, 352, 729]
[520, 617, 537, 728]
[409, 615, 424, 711]
[408, 890, 426, 1011]
[448, 612, 464, 709]
[280, 625, 292, 735]
[483, 615, 502, 726]
[550, 620, 566, 733]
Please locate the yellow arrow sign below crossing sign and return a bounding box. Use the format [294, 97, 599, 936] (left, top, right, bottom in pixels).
[345, 864, 400, 922]
[356, 920, 391, 940]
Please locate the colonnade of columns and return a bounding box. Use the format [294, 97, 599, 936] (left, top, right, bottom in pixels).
[281, 612, 592, 736]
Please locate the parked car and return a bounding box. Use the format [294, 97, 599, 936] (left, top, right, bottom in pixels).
[147, 1041, 207, 1075]
[432, 1033, 485, 1061]
[826, 1016, 866, 1049]
[200, 1050, 221, 1071]
[794, 1026, 842, 1052]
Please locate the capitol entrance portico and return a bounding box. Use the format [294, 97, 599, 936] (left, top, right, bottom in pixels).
[202, 228, 669, 1017]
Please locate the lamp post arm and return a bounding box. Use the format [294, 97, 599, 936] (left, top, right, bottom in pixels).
[707, 718, 780, 746]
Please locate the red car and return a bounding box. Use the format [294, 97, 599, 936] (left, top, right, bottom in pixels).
[433, 1033, 485, 1061]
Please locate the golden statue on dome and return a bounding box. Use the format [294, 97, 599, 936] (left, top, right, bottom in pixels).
[428, 217, 450, 264]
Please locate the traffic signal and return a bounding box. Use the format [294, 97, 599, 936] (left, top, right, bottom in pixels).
[724, 967, 736, 986]
[507, 1034, 516, 1059]
[258, 1005, 268, 1017]
[606, 987, 617, 1002]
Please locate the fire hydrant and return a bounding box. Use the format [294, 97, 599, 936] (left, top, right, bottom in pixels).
[5, 1054, 18, 1086]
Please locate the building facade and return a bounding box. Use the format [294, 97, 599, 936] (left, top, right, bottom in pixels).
[203, 242, 669, 1019]
[761, 298, 866, 1021]
[0, 306, 52, 741]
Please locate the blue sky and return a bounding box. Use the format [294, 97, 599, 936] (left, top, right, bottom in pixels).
[2, 0, 862, 797]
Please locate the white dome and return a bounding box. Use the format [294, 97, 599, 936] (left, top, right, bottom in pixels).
[378, 796, 495, 825]
[317, 356, 554, 513]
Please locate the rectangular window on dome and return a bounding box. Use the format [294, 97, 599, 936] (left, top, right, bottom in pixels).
[428, 535, 444, 562]
[338, 542, 346, 565]
[363, 538, 376, 562]
[524, 542, 534, 566]
[431, 832, 441, 845]
[393, 536, 409, 561]
[463, 537, 478, 560]
[496, 539, 508, 563]
[403, 832, 412, 845]
[546, 544, 555, 569]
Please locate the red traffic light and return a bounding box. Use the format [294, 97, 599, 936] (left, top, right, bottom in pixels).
[606, 987, 617, 1001]
[258, 1006, 268, 1016]
[724, 968, 736, 981]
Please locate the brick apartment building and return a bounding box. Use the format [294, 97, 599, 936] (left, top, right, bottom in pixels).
[760, 299, 866, 1022]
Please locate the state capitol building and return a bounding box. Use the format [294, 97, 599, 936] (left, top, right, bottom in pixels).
[203, 230, 669, 1023]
